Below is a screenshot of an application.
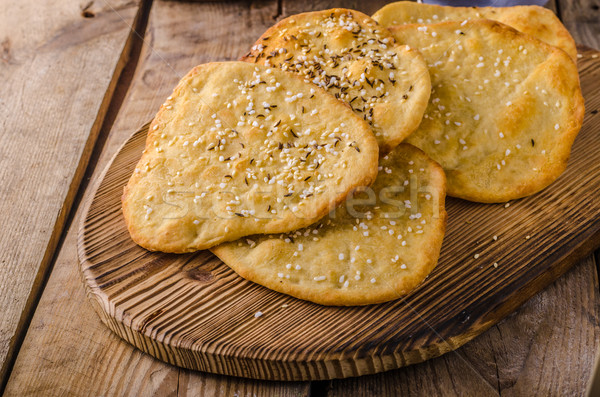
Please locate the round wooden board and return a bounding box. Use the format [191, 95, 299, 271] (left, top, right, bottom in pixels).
[78, 48, 600, 381]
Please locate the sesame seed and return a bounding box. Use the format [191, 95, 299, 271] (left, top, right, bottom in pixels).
[314, 276, 326, 281]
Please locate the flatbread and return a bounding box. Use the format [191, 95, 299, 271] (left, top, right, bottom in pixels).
[122, 62, 379, 253]
[213, 144, 447, 306]
[241, 8, 431, 153]
[388, 20, 583, 203]
[372, 2, 577, 62]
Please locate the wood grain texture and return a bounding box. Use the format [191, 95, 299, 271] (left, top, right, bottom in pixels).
[280, 0, 391, 16]
[558, 3, 600, 396]
[327, 255, 600, 397]
[4, 1, 308, 396]
[0, 0, 141, 386]
[5, 216, 308, 396]
[558, 0, 600, 49]
[77, 47, 600, 381]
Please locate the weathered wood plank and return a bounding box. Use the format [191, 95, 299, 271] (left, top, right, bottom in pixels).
[4, 0, 310, 395]
[0, 0, 142, 387]
[558, 0, 600, 49]
[281, 0, 391, 17]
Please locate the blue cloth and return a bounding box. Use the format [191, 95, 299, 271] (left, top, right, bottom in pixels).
[423, 0, 548, 6]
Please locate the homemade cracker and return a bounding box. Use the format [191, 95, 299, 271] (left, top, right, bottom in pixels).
[372, 2, 577, 62]
[242, 8, 431, 153]
[389, 20, 584, 203]
[122, 62, 379, 252]
[213, 144, 447, 306]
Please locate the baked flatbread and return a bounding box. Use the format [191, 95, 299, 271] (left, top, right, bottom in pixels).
[242, 8, 431, 153]
[389, 20, 583, 202]
[213, 144, 447, 306]
[372, 2, 577, 62]
[122, 62, 379, 252]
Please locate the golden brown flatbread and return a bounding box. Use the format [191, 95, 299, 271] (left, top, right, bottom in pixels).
[389, 20, 584, 202]
[122, 62, 379, 252]
[372, 1, 577, 61]
[242, 8, 431, 153]
[213, 144, 447, 306]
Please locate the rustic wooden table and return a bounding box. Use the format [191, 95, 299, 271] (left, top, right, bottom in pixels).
[1, 0, 599, 396]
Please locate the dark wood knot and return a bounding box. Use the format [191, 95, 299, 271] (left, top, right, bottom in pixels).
[185, 268, 215, 284]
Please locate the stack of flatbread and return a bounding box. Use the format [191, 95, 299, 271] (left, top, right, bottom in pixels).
[122, 4, 583, 305]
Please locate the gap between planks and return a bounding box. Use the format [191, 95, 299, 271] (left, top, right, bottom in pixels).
[0, 0, 153, 393]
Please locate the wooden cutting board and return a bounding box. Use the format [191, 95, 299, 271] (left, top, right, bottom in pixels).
[78, 47, 600, 381]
